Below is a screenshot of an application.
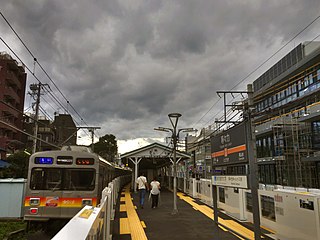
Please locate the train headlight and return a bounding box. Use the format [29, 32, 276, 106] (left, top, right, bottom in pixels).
[82, 199, 92, 206]
[30, 208, 38, 214]
[29, 198, 40, 206]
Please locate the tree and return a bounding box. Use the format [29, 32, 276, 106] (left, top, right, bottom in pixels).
[93, 134, 118, 161]
[0, 150, 30, 178]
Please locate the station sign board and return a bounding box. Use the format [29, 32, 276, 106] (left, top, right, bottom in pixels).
[211, 122, 248, 166]
[212, 175, 248, 189]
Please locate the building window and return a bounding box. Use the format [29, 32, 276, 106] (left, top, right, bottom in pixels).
[298, 80, 302, 91]
[246, 192, 252, 212]
[261, 195, 276, 221]
[287, 86, 291, 95]
[300, 199, 314, 210]
[309, 73, 314, 84]
[312, 121, 320, 149]
[256, 139, 262, 158]
[256, 134, 274, 158]
[218, 187, 225, 203]
[259, 164, 276, 184]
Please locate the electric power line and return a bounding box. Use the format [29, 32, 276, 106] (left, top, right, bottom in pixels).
[193, 13, 320, 132]
[0, 37, 85, 128]
[0, 11, 89, 128]
[0, 119, 59, 149]
[39, 106, 53, 121]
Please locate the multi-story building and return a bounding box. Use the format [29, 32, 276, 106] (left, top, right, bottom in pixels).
[24, 113, 77, 152]
[0, 52, 26, 158]
[188, 42, 320, 189]
[187, 128, 213, 179]
[52, 113, 77, 147]
[23, 114, 57, 151]
[253, 42, 320, 188]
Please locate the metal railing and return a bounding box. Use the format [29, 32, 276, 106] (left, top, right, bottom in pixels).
[52, 175, 130, 240]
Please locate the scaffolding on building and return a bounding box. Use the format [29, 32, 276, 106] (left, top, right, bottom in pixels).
[270, 114, 315, 187]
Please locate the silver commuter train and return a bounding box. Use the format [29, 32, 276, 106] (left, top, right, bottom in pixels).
[24, 146, 131, 221]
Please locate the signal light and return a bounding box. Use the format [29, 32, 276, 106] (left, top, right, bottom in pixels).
[30, 208, 38, 214]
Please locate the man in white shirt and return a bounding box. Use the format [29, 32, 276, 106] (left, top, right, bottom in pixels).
[136, 173, 148, 208]
[150, 177, 161, 208]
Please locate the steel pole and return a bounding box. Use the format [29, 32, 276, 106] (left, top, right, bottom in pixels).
[172, 126, 178, 214]
[246, 84, 261, 240]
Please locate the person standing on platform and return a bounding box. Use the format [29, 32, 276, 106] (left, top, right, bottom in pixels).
[150, 177, 161, 208]
[136, 173, 148, 208]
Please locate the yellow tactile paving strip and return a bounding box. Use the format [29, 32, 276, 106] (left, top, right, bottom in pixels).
[120, 185, 148, 240]
[120, 218, 130, 234]
[177, 192, 254, 240]
[120, 204, 126, 212]
[119, 187, 270, 240]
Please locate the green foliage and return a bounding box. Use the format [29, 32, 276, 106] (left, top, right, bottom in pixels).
[0, 151, 30, 178]
[0, 221, 26, 240]
[93, 134, 118, 161]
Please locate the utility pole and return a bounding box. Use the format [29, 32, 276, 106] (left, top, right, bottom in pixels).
[245, 84, 262, 240]
[30, 83, 48, 154]
[214, 86, 261, 240]
[87, 127, 101, 152]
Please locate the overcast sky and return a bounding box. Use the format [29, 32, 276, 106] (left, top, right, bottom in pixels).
[1, 1, 320, 153]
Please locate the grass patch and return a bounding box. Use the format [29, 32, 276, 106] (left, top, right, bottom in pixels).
[0, 220, 26, 240]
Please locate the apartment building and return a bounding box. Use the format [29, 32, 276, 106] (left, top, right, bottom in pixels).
[0, 52, 26, 158]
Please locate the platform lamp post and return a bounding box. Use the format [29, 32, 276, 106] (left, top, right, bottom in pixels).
[155, 113, 195, 215]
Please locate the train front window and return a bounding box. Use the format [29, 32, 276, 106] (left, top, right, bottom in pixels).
[30, 168, 45, 190]
[64, 169, 95, 191]
[46, 169, 62, 190]
[30, 168, 95, 191]
[30, 168, 62, 190]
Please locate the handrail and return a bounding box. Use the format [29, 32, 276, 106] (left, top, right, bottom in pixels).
[52, 175, 130, 240]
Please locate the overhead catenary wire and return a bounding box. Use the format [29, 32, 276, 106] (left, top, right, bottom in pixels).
[0, 100, 53, 129]
[192, 98, 222, 129]
[0, 37, 68, 112]
[41, 95, 60, 113]
[0, 15, 102, 142]
[230, 14, 320, 91]
[0, 37, 95, 140]
[0, 119, 59, 149]
[0, 11, 89, 128]
[202, 93, 245, 128]
[193, 13, 320, 133]
[39, 105, 53, 121]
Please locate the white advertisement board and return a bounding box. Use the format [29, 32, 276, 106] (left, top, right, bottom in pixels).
[212, 175, 248, 189]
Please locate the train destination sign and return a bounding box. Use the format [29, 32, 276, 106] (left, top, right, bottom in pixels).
[211, 122, 248, 166]
[212, 175, 248, 189]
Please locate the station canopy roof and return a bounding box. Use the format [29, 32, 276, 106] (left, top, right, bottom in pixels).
[120, 142, 191, 170]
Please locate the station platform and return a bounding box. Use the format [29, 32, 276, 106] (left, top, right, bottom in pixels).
[112, 185, 274, 240]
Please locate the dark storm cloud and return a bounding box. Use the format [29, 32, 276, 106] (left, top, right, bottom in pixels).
[1, 0, 320, 145]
